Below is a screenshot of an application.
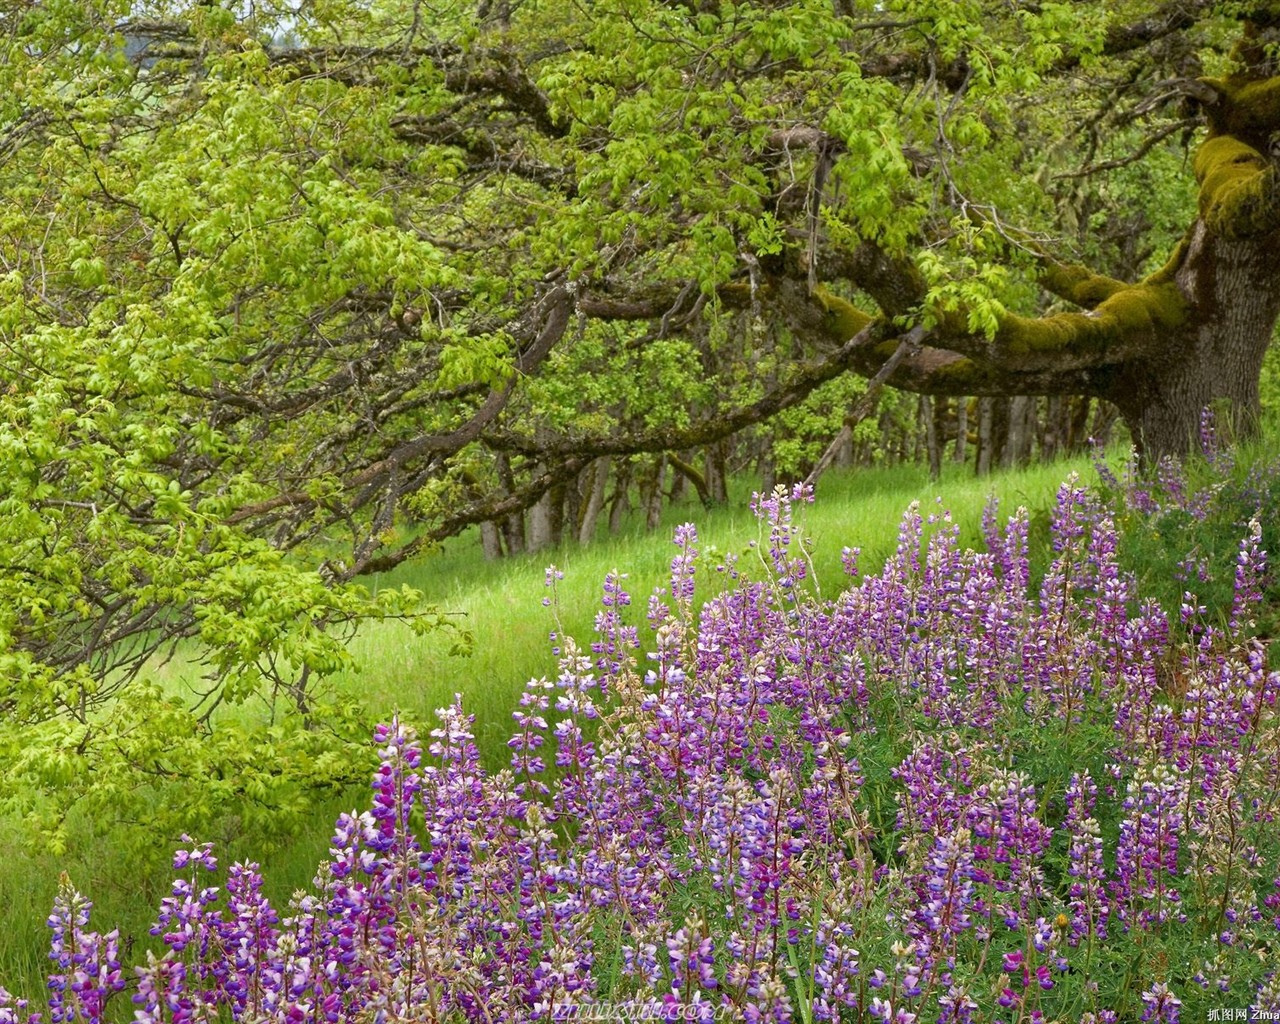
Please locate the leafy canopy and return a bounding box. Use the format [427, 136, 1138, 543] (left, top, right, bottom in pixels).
[0, 0, 1264, 842]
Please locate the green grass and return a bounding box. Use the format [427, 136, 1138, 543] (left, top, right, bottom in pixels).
[0, 453, 1096, 1000]
[338, 455, 1095, 767]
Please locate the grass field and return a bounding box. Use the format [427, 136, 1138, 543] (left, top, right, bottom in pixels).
[333, 456, 1099, 762]
[0, 452, 1099, 1000]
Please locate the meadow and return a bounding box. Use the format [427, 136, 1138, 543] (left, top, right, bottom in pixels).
[3, 441, 1279, 1022]
[0, 457, 1091, 999]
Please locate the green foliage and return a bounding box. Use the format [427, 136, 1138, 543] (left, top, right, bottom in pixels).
[769, 377, 918, 476]
[1262, 326, 1280, 428]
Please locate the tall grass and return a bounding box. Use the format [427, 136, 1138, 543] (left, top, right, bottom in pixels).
[0, 454, 1092, 1001]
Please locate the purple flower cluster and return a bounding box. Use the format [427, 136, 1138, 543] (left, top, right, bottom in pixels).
[7, 477, 1280, 1022]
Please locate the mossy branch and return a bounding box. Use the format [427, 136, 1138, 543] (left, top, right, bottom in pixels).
[983, 280, 1188, 372]
[813, 284, 874, 339]
[1200, 75, 1280, 145]
[800, 283, 1110, 398]
[1038, 263, 1128, 309]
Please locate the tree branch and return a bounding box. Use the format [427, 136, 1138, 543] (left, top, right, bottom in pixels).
[1038, 262, 1130, 309]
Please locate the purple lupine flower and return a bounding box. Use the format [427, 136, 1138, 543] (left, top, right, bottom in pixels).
[666, 917, 716, 992]
[967, 770, 1051, 922]
[670, 522, 699, 608]
[215, 862, 281, 1020]
[914, 830, 976, 950]
[1112, 766, 1185, 930]
[1140, 981, 1181, 1022]
[1230, 518, 1266, 632]
[45, 877, 124, 1024]
[1065, 773, 1108, 944]
[14, 478, 1280, 1024]
[0, 987, 40, 1024]
[592, 570, 639, 679]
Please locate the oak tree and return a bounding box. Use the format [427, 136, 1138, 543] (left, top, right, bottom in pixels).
[3, 0, 1279, 835]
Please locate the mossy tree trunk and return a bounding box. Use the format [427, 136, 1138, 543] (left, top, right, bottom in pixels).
[466, 31, 1280, 546]
[1107, 222, 1280, 456]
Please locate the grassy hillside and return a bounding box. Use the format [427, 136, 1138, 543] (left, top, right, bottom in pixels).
[0, 453, 1098, 999]
[334, 456, 1097, 764]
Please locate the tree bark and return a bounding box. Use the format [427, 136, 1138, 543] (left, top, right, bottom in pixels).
[668, 451, 713, 507]
[976, 398, 994, 477]
[705, 442, 729, 505]
[923, 395, 942, 480]
[527, 488, 552, 552]
[496, 453, 525, 555]
[644, 455, 667, 531]
[562, 477, 579, 546]
[1042, 396, 1063, 461]
[1003, 396, 1031, 468]
[608, 460, 632, 535]
[1104, 222, 1280, 457]
[1067, 397, 1092, 453]
[579, 458, 609, 546]
[480, 520, 504, 560]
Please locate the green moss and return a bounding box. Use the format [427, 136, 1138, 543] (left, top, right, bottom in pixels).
[926, 354, 982, 387]
[999, 281, 1187, 357]
[1193, 135, 1277, 237]
[1202, 75, 1280, 142]
[1104, 280, 1188, 329]
[1185, 73, 1280, 236]
[814, 284, 873, 341]
[1040, 262, 1126, 308]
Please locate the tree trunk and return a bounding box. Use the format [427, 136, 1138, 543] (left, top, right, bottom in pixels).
[480, 520, 504, 560]
[608, 459, 633, 534]
[923, 394, 941, 480]
[1105, 225, 1280, 459]
[835, 426, 854, 468]
[1042, 395, 1064, 461]
[562, 477, 580, 546]
[579, 458, 609, 546]
[759, 447, 776, 495]
[1067, 397, 1092, 453]
[527, 490, 553, 552]
[669, 455, 689, 504]
[644, 455, 667, 530]
[705, 441, 729, 505]
[496, 453, 525, 555]
[954, 398, 968, 464]
[1090, 401, 1119, 449]
[1003, 395, 1031, 468]
[976, 398, 994, 476]
[668, 451, 713, 507]
[503, 513, 526, 555]
[549, 481, 566, 546]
